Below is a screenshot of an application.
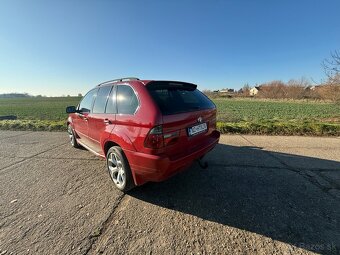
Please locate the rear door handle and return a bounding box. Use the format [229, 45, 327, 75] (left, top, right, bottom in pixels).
[104, 119, 111, 125]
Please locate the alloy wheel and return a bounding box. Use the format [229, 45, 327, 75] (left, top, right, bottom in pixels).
[67, 125, 75, 146]
[107, 151, 126, 189]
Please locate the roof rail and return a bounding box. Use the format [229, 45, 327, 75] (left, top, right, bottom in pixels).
[97, 77, 140, 86]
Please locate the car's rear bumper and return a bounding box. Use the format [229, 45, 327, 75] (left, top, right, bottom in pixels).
[125, 131, 220, 185]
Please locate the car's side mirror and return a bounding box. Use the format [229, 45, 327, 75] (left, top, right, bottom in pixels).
[66, 106, 77, 113]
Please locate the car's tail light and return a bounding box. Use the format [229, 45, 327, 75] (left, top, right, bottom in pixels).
[144, 125, 164, 149]
[145, 126, 181, 149]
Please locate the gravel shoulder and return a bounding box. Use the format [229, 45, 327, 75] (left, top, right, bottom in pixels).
[0, 131, 339, 255]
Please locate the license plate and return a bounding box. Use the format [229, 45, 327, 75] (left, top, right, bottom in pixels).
[188, 122, 207, 136]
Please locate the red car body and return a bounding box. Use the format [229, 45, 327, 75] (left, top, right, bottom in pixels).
[67, 78, 220, 187]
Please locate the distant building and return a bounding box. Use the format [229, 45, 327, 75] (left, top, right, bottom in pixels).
[304, 85, 323, 91]
[219, 89, 229, 94]
[250, 86, 261, 96]
[219, 88, 235, 94]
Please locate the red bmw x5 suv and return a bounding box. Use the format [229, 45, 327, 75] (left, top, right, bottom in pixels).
[66, 78, 220, 192]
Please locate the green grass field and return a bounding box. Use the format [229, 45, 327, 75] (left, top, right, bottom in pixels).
[0, 97, 339, 135]
[0, 97, 80, 120]
[0, 97, 80, 131]
[214, 99, 340, 122]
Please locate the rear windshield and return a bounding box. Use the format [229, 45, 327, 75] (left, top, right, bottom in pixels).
[147, 84, 215, 115]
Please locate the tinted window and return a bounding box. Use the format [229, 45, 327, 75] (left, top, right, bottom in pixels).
[78, 89, 97, 113]
[117, 85, 139, 114]
[106, 86, 117, 114]
[92, 86, 112, 114]
[147, 86, 215, 115]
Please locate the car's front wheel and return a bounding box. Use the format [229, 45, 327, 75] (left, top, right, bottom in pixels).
[106, 146, 135, 192]
[67, 124, 80, 148]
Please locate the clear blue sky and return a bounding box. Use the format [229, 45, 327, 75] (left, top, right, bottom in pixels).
[1, 0, 339, 96]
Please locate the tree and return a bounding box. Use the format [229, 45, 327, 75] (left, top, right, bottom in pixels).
[322, 50, 340, 84]
[321, 51, 340, 102]
[78, 93, 82, 97]
[257, 80, 286, 99]
[286, 77, 310, 99]
[241, 83, 250, 96]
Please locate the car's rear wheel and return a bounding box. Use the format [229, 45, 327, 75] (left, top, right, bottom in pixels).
[67, 124, 80, 148]
[106, 146, 135, 192]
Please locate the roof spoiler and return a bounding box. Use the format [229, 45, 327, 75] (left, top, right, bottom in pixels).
[146, 81, 197, 91]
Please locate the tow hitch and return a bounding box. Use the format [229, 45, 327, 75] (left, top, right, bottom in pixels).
[197, 156, 208, 169]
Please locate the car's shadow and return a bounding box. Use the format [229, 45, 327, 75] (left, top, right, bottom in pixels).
[129, 144, 340, 254]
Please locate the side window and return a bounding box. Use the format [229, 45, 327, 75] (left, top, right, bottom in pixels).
[117, 85, 139, 114]
[106, 86, 117, 114]
[92, 86, 112, 114]
[78, 89, 97, 113]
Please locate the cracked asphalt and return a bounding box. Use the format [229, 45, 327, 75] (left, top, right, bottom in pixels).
[0, 131, 339, 255]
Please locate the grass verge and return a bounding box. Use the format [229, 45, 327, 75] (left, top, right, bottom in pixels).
[217, 120, 340, 136]
[0, 119, 339, 136]
[0, 120, 66, 131]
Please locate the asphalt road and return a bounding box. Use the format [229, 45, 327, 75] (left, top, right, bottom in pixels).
[0, 131, 339, 255]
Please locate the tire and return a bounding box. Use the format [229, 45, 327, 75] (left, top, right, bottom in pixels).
[106, 146, 135, 192]
[67, 124, 81, 148]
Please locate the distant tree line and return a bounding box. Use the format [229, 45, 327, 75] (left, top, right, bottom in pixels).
[204, 77, 340, 102]
[0, 93, 83, 98]
[254, 78, 340, 102]
[204, 51, 340, 102]
[254, 51, 340, 102]
[0, 93, 33, 98]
